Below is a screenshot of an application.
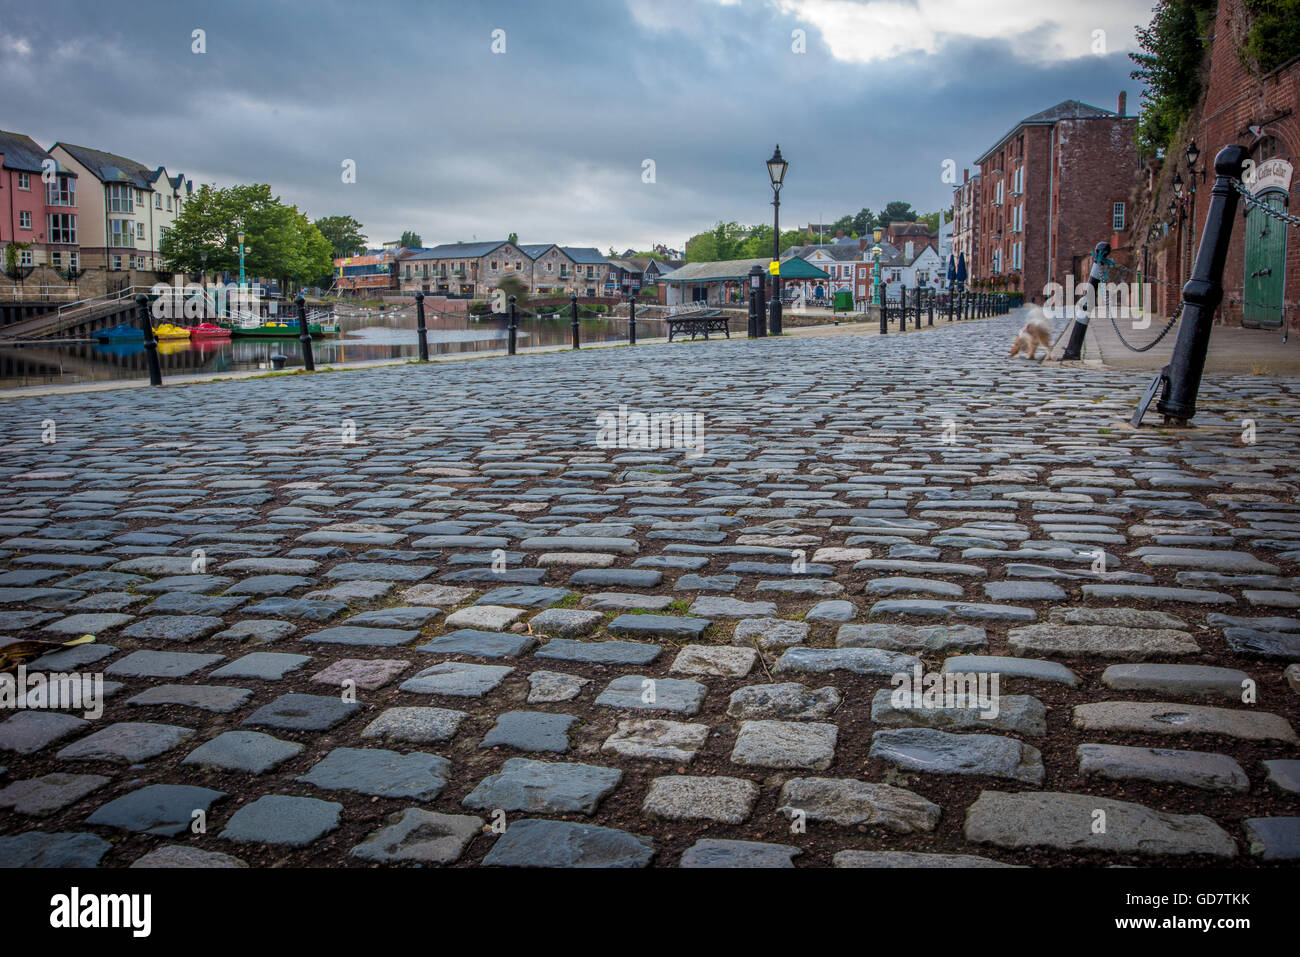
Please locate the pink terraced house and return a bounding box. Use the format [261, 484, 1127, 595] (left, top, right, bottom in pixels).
[0, 129, 80, 275]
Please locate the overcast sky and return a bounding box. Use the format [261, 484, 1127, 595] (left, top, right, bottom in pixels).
[1, 0, 1157, 252]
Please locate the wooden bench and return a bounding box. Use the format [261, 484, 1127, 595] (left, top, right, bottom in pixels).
[665, 308, 729, 342]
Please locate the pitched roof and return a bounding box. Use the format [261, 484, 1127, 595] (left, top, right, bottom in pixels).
[783, 243, 865, 262]
[561, 246, 609, 265]
[659, 257, 830, 283]
[0, 130, 62, 173]
[406, 241, 509, 261]
[55, 142, 158, 187]
[518, 243, 555, 259]
[975, 99, 1128, 164]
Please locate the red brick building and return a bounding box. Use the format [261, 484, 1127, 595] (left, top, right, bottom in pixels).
[1137, 0, 1298, 328]
[972, 98, 1140, 303]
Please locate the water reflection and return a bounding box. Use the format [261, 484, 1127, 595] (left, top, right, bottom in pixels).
[0, 312, 646, 388]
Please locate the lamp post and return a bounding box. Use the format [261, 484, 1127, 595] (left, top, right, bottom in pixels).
[871, 228, 883, 306]
[236, 230, 247, 286]
[766, 145, 788, 336]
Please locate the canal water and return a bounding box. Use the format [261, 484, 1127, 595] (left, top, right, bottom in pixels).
[0, 311, 647, 388]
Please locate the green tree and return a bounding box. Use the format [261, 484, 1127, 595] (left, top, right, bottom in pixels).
[1129, 0, 1215, 154]
[509, 232, 519, 245]
[685, 221, 747, 261]
[1243, 0, 1300, 74]
[918, 211, 941, 232]
[160, 183, 333, 290]
[852, 207, 876, 236]
[399, 230, 422, 248]
[313, 215, 367, 257]
[877, 201, 918, 227]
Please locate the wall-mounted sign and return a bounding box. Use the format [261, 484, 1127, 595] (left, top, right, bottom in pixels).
[1248, 158, 1293, 196]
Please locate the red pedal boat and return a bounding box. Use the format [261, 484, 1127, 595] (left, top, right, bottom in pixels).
[187, 322, 232, 339]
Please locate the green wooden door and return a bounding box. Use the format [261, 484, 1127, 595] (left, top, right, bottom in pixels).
[1243, 191, 1287, 327]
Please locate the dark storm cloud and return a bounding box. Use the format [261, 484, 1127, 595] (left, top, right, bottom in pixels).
[0, 0, 1151, 250]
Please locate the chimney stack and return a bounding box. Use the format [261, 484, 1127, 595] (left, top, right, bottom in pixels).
[1118, 91, 1126, 116]
[905, 240, 915, 260]
[963, 168, 969, 183]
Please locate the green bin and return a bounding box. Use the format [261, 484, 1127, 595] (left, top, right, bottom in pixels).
[833, 290, 853, 313]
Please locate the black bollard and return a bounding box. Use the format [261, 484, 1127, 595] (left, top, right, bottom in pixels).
[928, 291, 934, 326]
[296, 295, 315, 371]
[747, 265, 763, 338]
[627, 292, 637, 345]
[879, 293, 887, 335]
[1061, 243, 1112, 360]
[414, 292, 429, 362]
[135, 294, 163, 386]
[915, 288, 922, 330]
[570, 293, 580, 349]
[507, 295, 518, 355]
[1155, 145, 1249, 424]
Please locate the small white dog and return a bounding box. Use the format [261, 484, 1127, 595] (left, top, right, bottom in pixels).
[1010, 318, 1052, 359]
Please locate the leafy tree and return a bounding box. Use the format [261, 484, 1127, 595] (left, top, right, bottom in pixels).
[1243, 0, 1300, 74]
[509, 232, 519, 245]
[160, 183, 333, 291]
[313, 215, 367, 257]
[742, 225, 811, 259]
[399, 230, 422, 248]
[685, 221, 747, 261]
[918, 211, 941, 232]
[877, 201, 918, 226]
[1129, 0, 1215, 154]
[852, 208, 876, 236]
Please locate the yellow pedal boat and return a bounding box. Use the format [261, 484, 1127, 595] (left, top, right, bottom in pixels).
[152, 323, 192, 340]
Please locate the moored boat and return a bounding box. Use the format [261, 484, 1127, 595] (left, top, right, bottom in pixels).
[152, 323, 191, 340]
[188, 322, 232, 339]
[94, 323, 144, 342]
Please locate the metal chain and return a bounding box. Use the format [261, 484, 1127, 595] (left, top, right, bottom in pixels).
[1232, 180, 1300, 229]
[1105, 262, 1182, 352]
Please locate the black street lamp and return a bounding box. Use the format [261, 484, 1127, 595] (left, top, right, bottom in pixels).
[766, 144, 788, 335]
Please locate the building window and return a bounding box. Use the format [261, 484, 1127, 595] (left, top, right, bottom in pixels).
[19, 248, 33, 266]
[111, 255, 123, 270]
[51, 252, 62, 267]
[135, 189, 144, 206]
[155, 194, 162, 209]
[69, 252, 78, 270]
[47, 176, 76, 207]
[166, 195, 172, 211]
[18, 210, 31, 229]
[136, 222, 146, 240]
[490, 260, 498, 270]
[47, 213, 77, 244]
[17, 172, 30, 190]
[107, 184, 133, 213]
[1112, 202, 1125, 230]
[108, 219, 133, 247]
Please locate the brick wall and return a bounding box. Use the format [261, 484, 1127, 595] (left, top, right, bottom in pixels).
[1195, 0, 1298, 326]
[1052, 116, 1142, 297]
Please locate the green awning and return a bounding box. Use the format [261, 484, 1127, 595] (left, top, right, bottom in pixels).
[658, 256, 829, 283]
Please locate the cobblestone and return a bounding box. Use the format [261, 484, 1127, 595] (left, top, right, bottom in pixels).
[1, 311, 1296, 867]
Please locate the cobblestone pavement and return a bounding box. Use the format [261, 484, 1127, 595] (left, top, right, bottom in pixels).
[0, 308, 1297, 868]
